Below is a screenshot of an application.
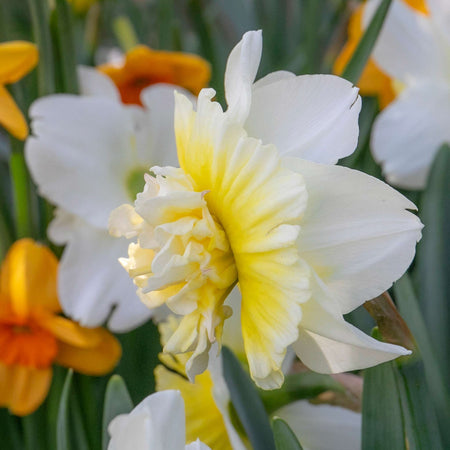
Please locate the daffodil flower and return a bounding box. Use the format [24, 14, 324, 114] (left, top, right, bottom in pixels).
[25, 68, 195, 331]
[110, 31, 422, 389]
[108, 389, 211, 450]
[99, 45, 211, 105]
[364, 0, 450, 189]
[0, 239, 121, 416]
[0, 41, 38, 140]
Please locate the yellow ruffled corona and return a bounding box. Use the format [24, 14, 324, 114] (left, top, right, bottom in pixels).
[0, 41, 38, 140]
[110, 89, 310, 387]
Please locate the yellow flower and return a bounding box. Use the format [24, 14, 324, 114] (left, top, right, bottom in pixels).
[0, 239, 121, 416]
[99, 45, 211, 105]
[0, 41, 38, 140]
[334, 0, 428, 108]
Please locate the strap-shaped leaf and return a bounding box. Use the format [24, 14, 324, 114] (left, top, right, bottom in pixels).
[102, 375, 134, 450]
[222, 346, 276, 450]
[342, 0, 392, 84]
[56, 369, 73, 450]
[272, 417, 304, 450]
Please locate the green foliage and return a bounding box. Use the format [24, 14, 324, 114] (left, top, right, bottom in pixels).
[222, 346, 276, 450]
[272, 417, 304, 450]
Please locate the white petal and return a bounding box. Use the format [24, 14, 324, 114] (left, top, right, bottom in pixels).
[286, 157, 422, 314]
[427, 0, 450, 47]
[371, 83, 450, 189]
[224, 30, 262, 124]
[185, 440, 211, 450]
[245, 75, 361, 163]
[364, 0, 448, 83]
[275, 401, 361, 450]
[26, 95, 137, 228]
[77, 65, 120, 101]
[108, 390, 186, 450]
[138, 84, 194, 167]
[293, 274, 410, 374]
[49, 210, 152, 332]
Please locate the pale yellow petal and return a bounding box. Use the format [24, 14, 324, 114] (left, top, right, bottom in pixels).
[175, 90, 311, 388]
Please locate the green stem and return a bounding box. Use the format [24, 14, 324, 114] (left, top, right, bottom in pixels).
[9, 140, 32, 238]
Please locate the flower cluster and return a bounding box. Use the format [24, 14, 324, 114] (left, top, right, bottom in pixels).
[0, 0, 447, 448]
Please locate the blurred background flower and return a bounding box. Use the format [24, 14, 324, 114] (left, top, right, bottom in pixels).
[0, 239, 121, 415]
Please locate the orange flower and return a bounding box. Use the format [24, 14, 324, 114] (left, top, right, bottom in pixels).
[334, 0, 428, 109]
[0, 239, 121, 416]
[0, 41, 38, 140]
[99, 45, 211, 105]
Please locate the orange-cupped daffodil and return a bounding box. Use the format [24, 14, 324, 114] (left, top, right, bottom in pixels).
[334, 0, 428, 109]
[98, 45, 211, 105]
[0, 41, 38, 140]
[0, 239, 121, 416]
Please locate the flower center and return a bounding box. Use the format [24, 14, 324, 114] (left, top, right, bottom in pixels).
[125, 166, 148, 201]
[110, 166, 238, 372]
[0, 319, 58, 368]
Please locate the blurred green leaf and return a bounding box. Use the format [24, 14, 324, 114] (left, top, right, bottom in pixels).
[272, 417, 304, 450]
[0, 409, 22, 450]
[394, 274, 450, 447]
[362, 362, 405, 450]
[416, 144, 450, 377]
[222, 346, 276, 450]
[342, 0, 392, 84]
[259, 372, 344, 415]
[102, 375, 133, 450]
[54, 0, 79, 94]
[57, 369, 73, 450]
[27, 0, 56, 95]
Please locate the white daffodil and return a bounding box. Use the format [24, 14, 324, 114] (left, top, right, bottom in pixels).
[364, 0, 450, 189]
[25, 67, 194, 331]
[110, 31, 422, 389]
[107, 389, 211, 450]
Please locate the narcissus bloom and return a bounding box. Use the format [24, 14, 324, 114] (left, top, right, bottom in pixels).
[110, 32, 422, 390]
[25, 67, 194, 331]
[364, 0, 450, 188]
[0, 239, 121, 416]
[334, 0, 427, 109]
[99, 45, 211, 105]
[108, 389, 211, 450]
[0, 41, 38, 140]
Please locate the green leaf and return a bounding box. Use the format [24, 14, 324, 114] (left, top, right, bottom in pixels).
[57, 369, 73, 450]
[54, 0, 79, 94]
[0, 409, 23, 450]
[102, 375, 134, 450]
[416, 144, 450, 377]
[272, 417, 304, 450]
[394, 274, 450, 447]
[222, 346, 276, 450]
[259, 372, 344, 414]
[362, 362, 406, 450]
[396, 360, 443, 449]
[342, 0, 392, 84]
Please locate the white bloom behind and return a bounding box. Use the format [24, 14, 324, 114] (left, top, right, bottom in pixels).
[25, 67, 194, 331]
